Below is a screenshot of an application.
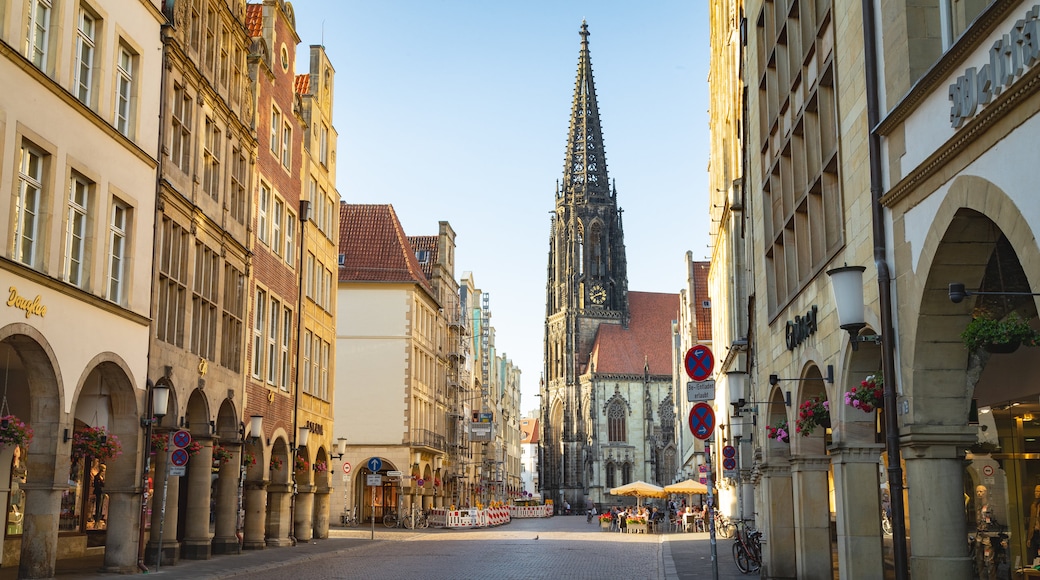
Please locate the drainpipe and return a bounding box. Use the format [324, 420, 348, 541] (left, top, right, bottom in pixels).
[861, 2, 909, 578]
[138, 18, 173, 573]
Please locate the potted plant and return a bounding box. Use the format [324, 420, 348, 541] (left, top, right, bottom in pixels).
[150, 431, 168, 454]
[766, 418, 790, 443]
[184, 440, 202, 457]
[270, 456, 283, 471]
[71, 426, 121, 461]
[0, 415, 33, 449]
[313, 460, 328, 473]
[242, 450, 257, 467]
[846, 373, 884, 413]
[961, 312, 1040, 353]
[599, 512, 613, 529]
[795, 396, 830, 436]
[213, 445, 234, 464]
[294, 455, 309, 472]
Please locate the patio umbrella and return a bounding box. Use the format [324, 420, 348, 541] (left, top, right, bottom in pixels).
[610, 480, 668, 506]
[663, 478, 709, 495]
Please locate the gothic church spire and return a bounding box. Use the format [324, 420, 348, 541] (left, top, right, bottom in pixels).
[563, 20, 610, 199]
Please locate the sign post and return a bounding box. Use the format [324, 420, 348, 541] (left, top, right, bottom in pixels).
[155, 429, 191, 571]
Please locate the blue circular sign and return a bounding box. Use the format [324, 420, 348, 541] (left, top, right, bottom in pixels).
[172, 430, 192, 449]
[685, 346, 715, 381]
[170, 448, 189, 466]
[689, 402, 716, 440]
[367, 457, 382, 472]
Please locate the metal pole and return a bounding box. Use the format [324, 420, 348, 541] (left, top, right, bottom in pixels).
[706, 441, 720, 580]
[154, 443, 170, 572]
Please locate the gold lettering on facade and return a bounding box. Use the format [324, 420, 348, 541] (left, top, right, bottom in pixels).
[7, 287, 47, 319]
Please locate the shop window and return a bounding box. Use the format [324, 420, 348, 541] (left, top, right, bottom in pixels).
[7, 446, 26, 535]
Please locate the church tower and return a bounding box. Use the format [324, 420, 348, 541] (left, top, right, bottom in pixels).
[542, 21, 630, 511]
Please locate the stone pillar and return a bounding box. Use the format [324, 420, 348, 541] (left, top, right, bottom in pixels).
[100, 486, 140, 572]
[17, 481, 61, 579]
[904, 427, 975, 578]
[791, 455, 832, 579]
[0, 446, 15, 568]
[241, 479, 268, 550]
[145, 447, 180, 566]
[313, 487, 330, 538]
[211, 443, 242, 555]
[759, 460, 796, 579]
[265, 483, 292, 547]
[180, 438, 214, 559]
[294, 484, 315, 542]
[831, 444, 885, 580]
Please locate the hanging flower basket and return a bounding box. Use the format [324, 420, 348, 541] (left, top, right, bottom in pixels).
[766, 418, 790, 443]
[961, 312, 1040, 353]
[313, 460, 327, 473]
[795, 396, 830, 436]
[0, 415, 33, 449]
[242, 450, 257, 466]
[846, 373, 884, 413]
[72, 426, 121, 461]
[294, 456, 309, 472]
[150, 432, 168, 454]
[213, 445, 234, 464]
[270, 456, 283, 471]
[185, 440, 202, 457]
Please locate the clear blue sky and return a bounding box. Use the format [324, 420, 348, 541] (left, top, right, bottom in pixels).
[289, 1, 711, 414]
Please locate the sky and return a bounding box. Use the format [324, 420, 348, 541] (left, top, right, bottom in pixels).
[288, 1, 711, 415]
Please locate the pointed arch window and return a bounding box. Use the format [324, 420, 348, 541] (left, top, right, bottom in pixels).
[607, 401, 626, 442]
[606, 463, 616, 488]
[622, 463, 632, 485]
[590, 224, 602, 277]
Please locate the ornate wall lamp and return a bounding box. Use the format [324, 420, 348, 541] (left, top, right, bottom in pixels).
[238, 415, 264, 443]
[330, 437, 347, 460]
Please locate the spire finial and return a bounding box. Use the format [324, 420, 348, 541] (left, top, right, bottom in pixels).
[580, 20, 589, 44]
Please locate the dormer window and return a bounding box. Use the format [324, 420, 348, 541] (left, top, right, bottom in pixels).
[416, 250, 430, 263]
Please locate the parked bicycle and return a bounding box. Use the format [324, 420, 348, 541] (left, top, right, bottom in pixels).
[714, 511, 736, 539]
[404, 508, 429, 529]
[340, 506, 359, 527]
[732, 519, 762, 574]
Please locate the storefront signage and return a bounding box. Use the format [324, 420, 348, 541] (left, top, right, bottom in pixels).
[949, 5, 1040, 128]
[7, 286, 46, 319]
[785, 305, 818, 351]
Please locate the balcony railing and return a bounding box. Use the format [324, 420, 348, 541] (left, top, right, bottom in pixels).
[410, 429, 446, 451]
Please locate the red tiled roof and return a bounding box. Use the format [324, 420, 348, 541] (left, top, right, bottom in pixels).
[245, 4, 263, 38]
[338, 203, 432, 293]
[294, 73, 310, 95]
[587, 291, 679, 376]
[520, 418, 539, 444]
[692, 261, 712, 342]
[408, 235, 438, 279]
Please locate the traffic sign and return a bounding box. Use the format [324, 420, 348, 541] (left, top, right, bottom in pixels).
[386, 470, 403, 477]
[366, 474, 382, 487]
[169, 465, 186, 477]
[722, 457, 737, 470]
[342, 462, 352, 475]
[170, 448, 189, 466]
[687, 380, 716, 402]
[722, 445, 736, 458]
[684, 346, 715, 381]
[367, 457, 382, 472]
[417, 478, 425, 487]
[689, 402, 716, 440]
[172, 430, 191, 449]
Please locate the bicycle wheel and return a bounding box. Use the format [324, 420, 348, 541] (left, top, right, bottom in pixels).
[733, 542, 752, 574]
[718, 520, 736, 539]
[383, 513, 397, 528]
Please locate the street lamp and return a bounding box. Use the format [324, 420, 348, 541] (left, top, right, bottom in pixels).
[826, 264, 908, 579]
[137, 380, 171, 572]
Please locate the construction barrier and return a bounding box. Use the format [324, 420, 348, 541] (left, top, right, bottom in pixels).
[508, 504, 554, 519]
[429, 506, 524, 528]
[428, 508, 447, 528]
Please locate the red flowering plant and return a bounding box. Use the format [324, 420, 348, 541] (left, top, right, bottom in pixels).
[313, 460, 328, 473]
[150, 432, 168, 454]
[795, 396, 830, 436]
[242, 450, 257, 466]
[294, 455, 309, 472]
[184, 440, 203, 457]
[766, 418, 790, 443]
[846, 373, 884, 413]
[213, 445, 234, 464]
[270, 456, 283, 471]
[0, 415, 33, 449]
[72, 426, 121, 461]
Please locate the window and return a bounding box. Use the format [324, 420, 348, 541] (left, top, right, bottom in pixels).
[305, 253, 315, 300]
[229, 147, 246, 224]
[325, 193, 335, 236]
[319, 123, 329, 166]
[252, 289, 266, 378]
[188, 0, 201, 52]
[204, 7, 216, 71]
[320, 340, 329, 400]
[607, 401, 626, 443]
[15, 144, 44, 268]
[323, 268, 332, 311]
[221, 264, 244, 371]
[311, 334, 320, 397]
[302, 330, 312, 394]
[416, 250, 430, 263]
[115, 45, 134, 137]
[218, 25, 229, 87]
[202, 117, 220, 200]
[318, 186, 329, 234]
[257, 183, 270, 244]
[944, 0, 994, 48]
[74, 9, 96, 104]
[65, 174, 91, 287]
[270, 108, 281, 155]
[231, 45, 243, 104]
[157, 217, 188, 346]
[266, 297, 279, 385]
[281, 122, 291, 168]
[285, 209, 296, 265]
[280, 306, 291, 391]
[171, 84, 192, 173]
[107, 201, 128, 304]
[606, 464, 616, 489]
[272, 198, 283, 258]
[26, 0, 51, 68]
[191, 242, 218, 360]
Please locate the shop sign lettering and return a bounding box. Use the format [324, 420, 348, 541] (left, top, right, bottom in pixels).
[7, 286, 46, 319]
[785, 305, 817, 351]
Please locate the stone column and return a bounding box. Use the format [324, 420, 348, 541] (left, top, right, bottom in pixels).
[0, 446, 15, 567]
[17, 481, 62, 579]
[211, 443, 242, 555]
[100, 485, 140, 572]
[265, 483, 292, 547]
[241, 479, 268, 550]
[313, 487, 330, 538]
[145, 446, 180, 566]
[181, 438, 214, 559]
[294, 484, 315, 542]
[791, 455, 832, 579]
[904, 427, 975, 578]
[831, 444, 885, 580]
[759, 460, 796, 579]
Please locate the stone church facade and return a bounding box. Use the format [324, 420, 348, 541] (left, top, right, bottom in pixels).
[539, 22, 687, 511]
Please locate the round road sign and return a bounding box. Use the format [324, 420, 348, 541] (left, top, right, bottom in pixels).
[723, 457, 737, 470]
[367, 457, 382, 472]
[417, 478, 425, 487]
[684, 346, 715, 381]
[342, 462, 352, 475]
[172, 430, 192, 449]
[170, 448, 189, 466]
[722, 445, 736, 458]
[689, 402, 716, 440]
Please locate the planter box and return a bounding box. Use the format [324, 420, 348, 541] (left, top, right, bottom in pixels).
[600, 521, 612, 530]
[628, 523, 647, 534]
